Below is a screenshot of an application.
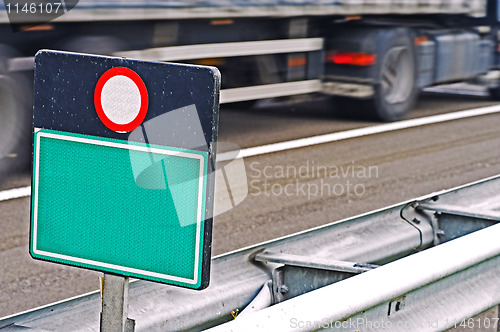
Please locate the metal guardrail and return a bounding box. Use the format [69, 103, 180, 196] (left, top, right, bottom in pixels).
[1, 175, 499, 331]
[207, 219, 500, 331]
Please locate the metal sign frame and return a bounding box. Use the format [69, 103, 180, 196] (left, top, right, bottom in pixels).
[30, 50, 220, 289]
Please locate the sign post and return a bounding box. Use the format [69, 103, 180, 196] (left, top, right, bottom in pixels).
[100, 274, 134, 332]
[30, 50, 220, 326]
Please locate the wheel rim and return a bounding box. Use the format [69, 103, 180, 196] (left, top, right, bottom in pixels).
[381, 46, 413, 105]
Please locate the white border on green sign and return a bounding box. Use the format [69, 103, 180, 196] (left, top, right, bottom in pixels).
[31, 128, 208, 286]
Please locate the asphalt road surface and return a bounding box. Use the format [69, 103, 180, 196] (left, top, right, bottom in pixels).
[1, 92, 500, 318]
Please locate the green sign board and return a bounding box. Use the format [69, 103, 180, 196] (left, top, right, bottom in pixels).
[31, 129, 207, 287]
[30, 50, 220, 289]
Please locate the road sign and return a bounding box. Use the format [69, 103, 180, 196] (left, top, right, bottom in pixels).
[94, 66, 149, 133]
[30, 50, 220, 289]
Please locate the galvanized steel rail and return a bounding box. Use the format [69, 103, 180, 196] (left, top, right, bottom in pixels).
[1, 175, 499, 331]
[208, 219, 500, 331]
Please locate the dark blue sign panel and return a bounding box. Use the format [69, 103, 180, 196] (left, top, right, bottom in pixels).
[31, 50, 220, 289]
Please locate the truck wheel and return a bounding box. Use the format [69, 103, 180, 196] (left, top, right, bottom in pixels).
[368, 29, 418, 121]
[489, 86, 500, 100]
[0, 74, 31, 168]
[0, 44, 32, 172]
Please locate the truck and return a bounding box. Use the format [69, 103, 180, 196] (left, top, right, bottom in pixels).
[0, 0, 499, 165]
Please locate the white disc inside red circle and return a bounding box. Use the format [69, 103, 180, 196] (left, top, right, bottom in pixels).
[94, 67, 149, 133]
[100, 75, 142, 125]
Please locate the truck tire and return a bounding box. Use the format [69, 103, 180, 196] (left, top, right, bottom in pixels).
[0, 44, 32, 172]
[489, 86, 500, 100]
[0, 74, 32, 169]
[368, 28, 418, 121]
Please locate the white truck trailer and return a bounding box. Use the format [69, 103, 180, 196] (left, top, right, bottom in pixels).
[0, 0, 498, 162]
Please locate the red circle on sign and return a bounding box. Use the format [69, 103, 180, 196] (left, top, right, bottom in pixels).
[94, 67, 149, 133]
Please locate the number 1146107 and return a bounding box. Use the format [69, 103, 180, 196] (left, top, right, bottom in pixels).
[6, 2, 63, 15]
